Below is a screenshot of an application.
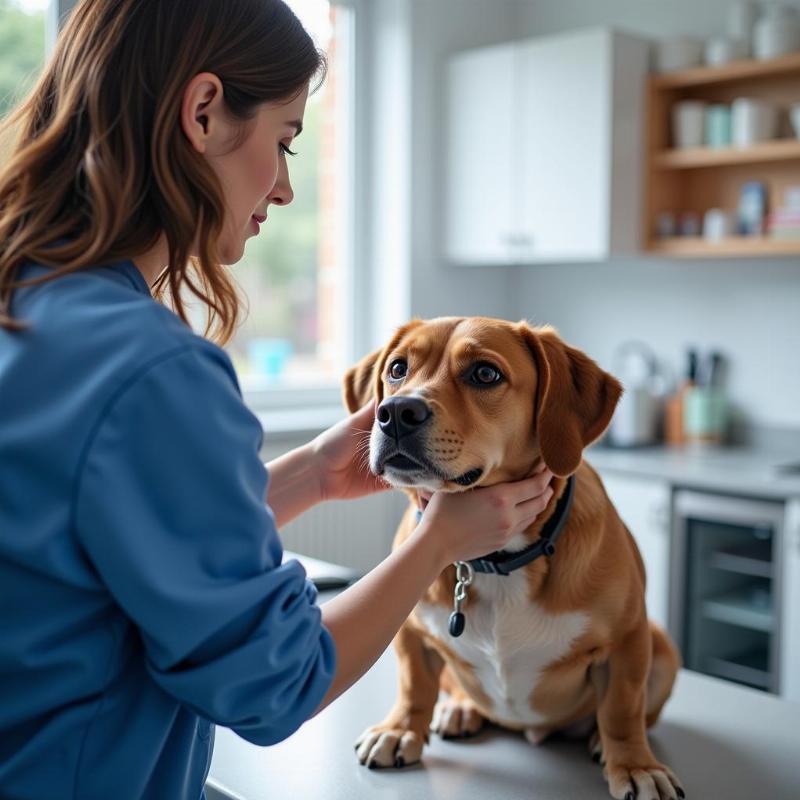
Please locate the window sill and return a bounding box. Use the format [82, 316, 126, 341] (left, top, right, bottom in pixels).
[254, 404, 346, 440]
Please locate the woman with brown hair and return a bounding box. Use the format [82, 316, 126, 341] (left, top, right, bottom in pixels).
[0, 1, 553, 797]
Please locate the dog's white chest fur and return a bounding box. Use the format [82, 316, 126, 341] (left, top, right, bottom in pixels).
[416, 570, 589, 726]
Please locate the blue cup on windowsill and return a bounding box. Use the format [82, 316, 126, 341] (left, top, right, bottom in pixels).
[247, 337, 292, 380]
[683, 387, 728, 444]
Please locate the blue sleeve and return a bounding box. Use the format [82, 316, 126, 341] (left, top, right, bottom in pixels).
[73, 343, 336, 746]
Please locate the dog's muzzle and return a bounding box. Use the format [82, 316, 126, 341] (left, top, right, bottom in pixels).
[372, 396, 483, 487]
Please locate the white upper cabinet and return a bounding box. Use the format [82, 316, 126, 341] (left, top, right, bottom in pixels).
[445, 29, 649, 266]
[445, 43, 518, 266]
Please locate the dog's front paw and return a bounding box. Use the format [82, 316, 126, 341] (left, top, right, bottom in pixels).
[431, 697, 485, 739]
[588, 728, 605, 764]
[354, 725, 425, 769]
[603, 758, 685, 800]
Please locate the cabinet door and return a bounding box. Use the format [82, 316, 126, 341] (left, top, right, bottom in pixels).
[445, 44, 517, 266]
[598, 471, 672, 629]
[517, 30, 610, 261]
[780, 499, 800, 702]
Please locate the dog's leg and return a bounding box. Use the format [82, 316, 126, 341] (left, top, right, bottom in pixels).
[645, 621, 680, 728]
[587, 660, 609, 764]
[431, 665, 486, 739]
[355, 623, 443, 769]
[595, 623, 685, 800]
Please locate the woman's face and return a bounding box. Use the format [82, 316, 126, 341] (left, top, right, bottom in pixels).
[181, 74, 309, 265]
[208, 87, 308, 264]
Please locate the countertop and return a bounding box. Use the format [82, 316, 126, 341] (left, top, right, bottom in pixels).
[586, 441, 800, 500]
[206, 596, 800, 800]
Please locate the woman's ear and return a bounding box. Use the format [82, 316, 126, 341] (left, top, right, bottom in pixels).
[342, 348, 384, 413]
[519, 323, 623, 477]
[180, 72, 228, 155]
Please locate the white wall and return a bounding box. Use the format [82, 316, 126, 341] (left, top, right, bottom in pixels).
[401, 0, 800, 431]
[515, 258, 800, 431]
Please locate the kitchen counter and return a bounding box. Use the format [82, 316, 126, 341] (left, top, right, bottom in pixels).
[587, 441, 800, 500]
[206, 591, 800, 800]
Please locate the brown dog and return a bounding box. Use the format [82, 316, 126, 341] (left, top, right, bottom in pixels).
[343, 317, 683, 800]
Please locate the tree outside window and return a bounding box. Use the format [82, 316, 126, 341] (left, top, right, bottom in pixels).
[0, 0, 46, 121]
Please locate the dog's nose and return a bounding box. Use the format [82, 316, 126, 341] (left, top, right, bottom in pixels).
[377, 396, 431, 440]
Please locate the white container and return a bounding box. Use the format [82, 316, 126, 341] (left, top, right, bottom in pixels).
[672, 100, 707, 148]
[655, 36, 704, 72]
[703, 208, 734, 241]
[727, 1, 759, 56]
[732, 98, 778, 146]
[753, 5, 800, 60]
[704, 36, 748, 66]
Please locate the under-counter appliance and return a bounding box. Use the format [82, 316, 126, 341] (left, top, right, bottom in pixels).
[670, 490, 785, 693]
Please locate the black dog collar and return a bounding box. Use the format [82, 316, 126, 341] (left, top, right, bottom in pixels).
[415, 474, 576, 577]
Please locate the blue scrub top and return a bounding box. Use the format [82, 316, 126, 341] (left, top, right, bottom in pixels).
[0, 259, 336, 799]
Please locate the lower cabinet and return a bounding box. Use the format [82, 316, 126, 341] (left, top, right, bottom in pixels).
[596, 471, 672, 630]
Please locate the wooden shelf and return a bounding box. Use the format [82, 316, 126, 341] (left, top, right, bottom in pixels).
[655, 139, 800, 169]
[645, 49, 800, 258]
[651, 51, 800, 89]
[647, 236, 800, 258]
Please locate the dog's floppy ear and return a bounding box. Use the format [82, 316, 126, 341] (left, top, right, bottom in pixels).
[342, 347, 384, 413]
[519, 323, 623, 477]
[342, 320, 424, 413]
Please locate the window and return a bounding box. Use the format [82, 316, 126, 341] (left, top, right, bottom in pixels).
[0, 0, 47, 122]
[2, 0, 356, 402]
[227, 0, 355, 395]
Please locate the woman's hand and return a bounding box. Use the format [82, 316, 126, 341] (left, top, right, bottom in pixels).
[416, 466, 554, 566]
[310, 402, 390, 502]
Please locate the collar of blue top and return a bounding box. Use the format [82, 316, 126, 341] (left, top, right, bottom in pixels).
[414, 474, 576, 576]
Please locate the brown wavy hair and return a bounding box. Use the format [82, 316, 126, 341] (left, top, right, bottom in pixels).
[0, 0, 325, 343]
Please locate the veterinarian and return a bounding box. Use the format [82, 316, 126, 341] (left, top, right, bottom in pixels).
[0, 1, 555, 797]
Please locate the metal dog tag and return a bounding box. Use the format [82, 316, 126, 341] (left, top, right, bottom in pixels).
[449, 561, 474, 638]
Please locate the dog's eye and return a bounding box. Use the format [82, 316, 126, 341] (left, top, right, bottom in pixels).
[470, 363, 503, 385]
[388, 359, 408, 382]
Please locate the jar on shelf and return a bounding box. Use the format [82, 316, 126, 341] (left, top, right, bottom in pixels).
[753, 5, 800, 60]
